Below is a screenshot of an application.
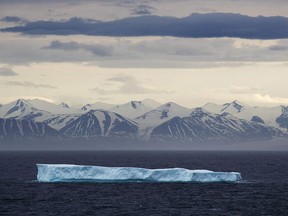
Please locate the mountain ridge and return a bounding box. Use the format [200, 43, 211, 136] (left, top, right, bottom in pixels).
[0, 98, 287, 146]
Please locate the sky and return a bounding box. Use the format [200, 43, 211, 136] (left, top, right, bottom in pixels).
[0, 0, 288, 108]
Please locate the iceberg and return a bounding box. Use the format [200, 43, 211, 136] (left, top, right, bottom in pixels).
[37, 164, 242, 183]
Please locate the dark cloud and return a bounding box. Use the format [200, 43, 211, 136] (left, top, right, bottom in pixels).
[1, 16, 27, 23]
[131, 5, 156, 15]
[65, 17, 100, 23]
[46, 40, 80, 51]
[7, 81, 58, 89]
[0, 0, 98, 3]
[44, 40, 114, 56]
[0, 68, 18, 76]
[2, 13, 288, 39]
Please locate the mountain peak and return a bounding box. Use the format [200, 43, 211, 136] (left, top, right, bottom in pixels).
[223, 100, 244, 106]
[190, 107, 212, 117]
[222, 100, 246, 113]
[80, 102, 115, 112]
[162, 102, 178, 108]
[164, 102, 172, 108]
[141, 98, 161, 108]
[159, 102, 191, 111]
[280, 105, 288, 113]
[232, 100, 245, 106]
[232, 100, 240, 104]
[15, 99, 30, 106]
[130, 101, 142, 109]
[59, 102, 69, 108]
[0, 99, 38, 119]
[192, 107, 206, 112]
[81, 104, 91, 111]
[110, 101, 155, 119]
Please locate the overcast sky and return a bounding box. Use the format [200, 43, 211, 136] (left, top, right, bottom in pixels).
[0, 0, 288, 108]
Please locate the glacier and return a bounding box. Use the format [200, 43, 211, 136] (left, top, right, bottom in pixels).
[37, 164, 242, 183]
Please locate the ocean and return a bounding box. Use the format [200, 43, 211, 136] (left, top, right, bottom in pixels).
[0, 150, 288, 215]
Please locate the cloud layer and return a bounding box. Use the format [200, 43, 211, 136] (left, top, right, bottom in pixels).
[7, 81, 58, 89]
[131, 5, 156, 15]
[1, 34, 288, 67]
[44, 40, 113, 57]
[0, 68, 18, 76]
[90, 74, 166, 95]
[3, 13, 288, 39]
[1, 16, 27, 23]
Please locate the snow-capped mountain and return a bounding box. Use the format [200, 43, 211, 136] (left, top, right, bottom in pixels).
[0, 99, 49, 120]
[59, 102, 70, 108]
[60, 110, 139, 138]
[134, 102, 192, 139]
[235, 105, 288, 129]
[35, 114, 81, 130]
[203, 101, 288, 129]
[275, 106, 288, 129]
[0, 99, 82, 130]
[0, 99, 77, 119]
[81, 102, 115, 112]
[136, 102, 192, 126]
[0, 98, 287, 146]
[150, 108, 287, 144]
[110, 101, 155, 119]
[140, 98, 162, 109]
[27, 99, 77, 114]
[203, 100, 247, 115]
[0, 118, 61, 140]
[79, 99, 161, 114]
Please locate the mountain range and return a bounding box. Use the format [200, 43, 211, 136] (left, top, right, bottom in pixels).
[0, 98, 287, 146]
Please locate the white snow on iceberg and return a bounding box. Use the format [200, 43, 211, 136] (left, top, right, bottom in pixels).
[37, 164, 242, 183]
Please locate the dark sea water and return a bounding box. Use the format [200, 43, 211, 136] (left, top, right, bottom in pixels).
[1, 151, 288, 216]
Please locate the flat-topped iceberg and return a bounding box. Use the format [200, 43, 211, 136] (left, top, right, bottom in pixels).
[37, 164, 242, 183]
